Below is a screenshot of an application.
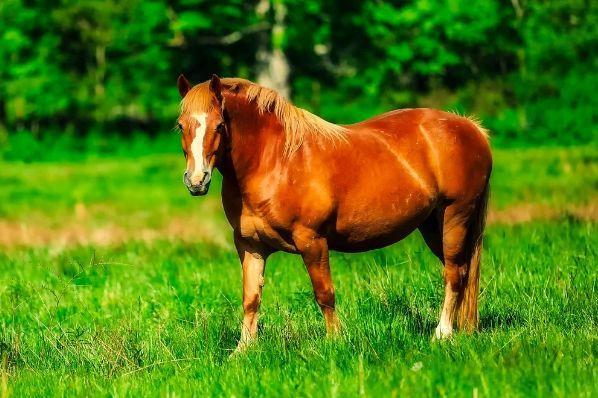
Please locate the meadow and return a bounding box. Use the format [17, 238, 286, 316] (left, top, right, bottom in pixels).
[0, 146, 596, 397]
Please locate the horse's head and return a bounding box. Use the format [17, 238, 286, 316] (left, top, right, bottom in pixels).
[176, 74, 227, 196]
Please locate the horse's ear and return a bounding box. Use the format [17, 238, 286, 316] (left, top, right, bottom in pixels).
[177, 74, 191, 98]
[209, 74, 223, 103]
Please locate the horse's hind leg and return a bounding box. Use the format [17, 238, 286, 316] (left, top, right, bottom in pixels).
[435, 189, 488, 339]
[419, 208, 461, 339]
[419, 209, 464, 339]
[418, 209, 444, 262]
[435, 205, 469, 339]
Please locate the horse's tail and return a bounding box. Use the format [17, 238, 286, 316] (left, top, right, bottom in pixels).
[457, 182, 490, 332]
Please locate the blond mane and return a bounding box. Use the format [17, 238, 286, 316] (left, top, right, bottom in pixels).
[181, 78, 347, 154]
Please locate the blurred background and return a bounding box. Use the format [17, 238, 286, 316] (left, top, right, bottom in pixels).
[0, 0, 596, 161]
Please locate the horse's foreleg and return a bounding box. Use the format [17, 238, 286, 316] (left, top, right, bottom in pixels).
[296, 232, 340, 335]
[234, 236, 267, 350]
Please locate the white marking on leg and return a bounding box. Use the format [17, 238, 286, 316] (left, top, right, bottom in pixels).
[190, 113, 208, 183]
[435, 284, 458, 339]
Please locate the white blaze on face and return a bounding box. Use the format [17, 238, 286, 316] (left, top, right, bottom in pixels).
[190, 113, 208, 183]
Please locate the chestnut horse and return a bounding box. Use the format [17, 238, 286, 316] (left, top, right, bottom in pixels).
[176, 74, 492, 349]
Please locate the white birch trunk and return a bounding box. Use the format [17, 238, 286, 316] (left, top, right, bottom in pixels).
[255, 0, 290, 98]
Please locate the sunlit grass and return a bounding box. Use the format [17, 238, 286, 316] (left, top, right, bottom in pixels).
[0, 222, 595, 396]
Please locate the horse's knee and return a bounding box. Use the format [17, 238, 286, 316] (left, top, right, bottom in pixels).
[315, 286, 335, 309]
[243, 294, 261, 314]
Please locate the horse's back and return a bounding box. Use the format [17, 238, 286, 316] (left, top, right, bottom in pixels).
[346, 108, 492, 201]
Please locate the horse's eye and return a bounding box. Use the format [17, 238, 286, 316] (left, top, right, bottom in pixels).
[216, 122, 225, 133]
[177, 123, 183, 131]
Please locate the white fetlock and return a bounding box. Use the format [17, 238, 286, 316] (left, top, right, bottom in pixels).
[434, 324, 453, 340]
[230, 338, 254, 357]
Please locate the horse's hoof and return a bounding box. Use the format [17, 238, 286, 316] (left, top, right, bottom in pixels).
[325, 316, 342, 338]
[229, 340, 253, 358]
[326, 325, 341, 338]
[433, 325, 453, 341]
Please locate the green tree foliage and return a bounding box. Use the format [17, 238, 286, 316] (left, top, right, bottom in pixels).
[504, 0, 597, 145]
[0, 0, 595, 157]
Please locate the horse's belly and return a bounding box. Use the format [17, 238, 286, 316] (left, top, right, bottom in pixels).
[328, 192, 434, 252]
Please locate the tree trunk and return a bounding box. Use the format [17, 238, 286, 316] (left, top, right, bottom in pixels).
[255, 0, 290, 98]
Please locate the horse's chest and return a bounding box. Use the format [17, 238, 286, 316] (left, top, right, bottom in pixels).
[238, 211, 296, 252]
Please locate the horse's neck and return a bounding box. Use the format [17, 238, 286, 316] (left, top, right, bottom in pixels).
[218, 94, 286, 190]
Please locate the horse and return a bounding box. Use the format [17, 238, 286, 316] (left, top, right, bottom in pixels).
[175, 74, 492, 350]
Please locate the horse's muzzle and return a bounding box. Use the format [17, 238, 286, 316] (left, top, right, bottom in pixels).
[184, 171, 211, 196]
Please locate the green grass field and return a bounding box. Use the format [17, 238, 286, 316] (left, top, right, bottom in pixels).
[0, 147, 596, 397]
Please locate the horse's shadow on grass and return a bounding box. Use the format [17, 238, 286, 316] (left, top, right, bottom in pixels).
[215, 295, 527, 359]
[373, 293, 438, 335]
[376, 293, 526, 335]
[478, 309, 526, 332]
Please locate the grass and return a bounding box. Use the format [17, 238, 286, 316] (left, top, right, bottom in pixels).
[0, 145, 596, 396]
[1, 222, 595, 397]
